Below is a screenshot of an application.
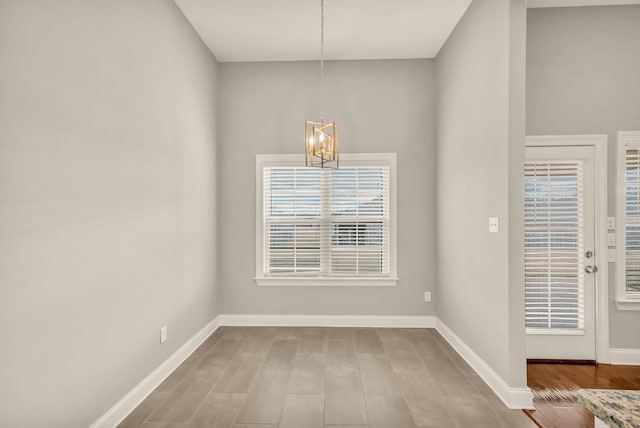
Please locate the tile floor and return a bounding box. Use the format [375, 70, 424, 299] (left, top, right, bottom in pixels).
[119, 327, 537, 428]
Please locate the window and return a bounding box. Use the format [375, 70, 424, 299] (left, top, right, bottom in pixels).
[524, 159, 585, 332]
[616, 131, 640, 310]
[255, 153, 397, 286]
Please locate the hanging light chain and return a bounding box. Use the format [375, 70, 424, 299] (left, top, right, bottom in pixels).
[319, 0, 325, 123]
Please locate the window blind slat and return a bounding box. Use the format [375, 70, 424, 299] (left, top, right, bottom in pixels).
[264, 166, 390, 276]
[524, 160, 586, 331]
[625, 145, 640, 295]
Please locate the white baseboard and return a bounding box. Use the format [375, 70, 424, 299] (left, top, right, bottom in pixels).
[609, 348, 640, 365]
[217, 314, 437, 328]
[90, 317, 221, 428]
[435, 319, 534, 410]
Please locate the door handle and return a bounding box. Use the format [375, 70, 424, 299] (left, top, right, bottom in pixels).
[585, 265, 598, 274]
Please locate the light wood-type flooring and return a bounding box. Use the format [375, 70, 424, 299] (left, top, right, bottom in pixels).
[527, 362, 640, 428]
[119, 327, 537, 428]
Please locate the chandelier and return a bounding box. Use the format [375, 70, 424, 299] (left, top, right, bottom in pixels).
[305, 0, 339, 168]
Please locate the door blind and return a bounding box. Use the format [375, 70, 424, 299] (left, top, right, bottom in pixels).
[263, 166, 389, 276]
[524, 161, 585, 331]
[624, 143, 640, 295]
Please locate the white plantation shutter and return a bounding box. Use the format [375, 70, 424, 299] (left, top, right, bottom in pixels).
[624, 143, 640, 296]
[263, 166, 389, 276]
[331, 168, 389, 275]
[524, 161, 585, 331]
[264, 167, 323, 274]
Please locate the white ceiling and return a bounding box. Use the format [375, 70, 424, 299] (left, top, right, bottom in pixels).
[174, 0, 640, 62]
[174, 0, 472, 62]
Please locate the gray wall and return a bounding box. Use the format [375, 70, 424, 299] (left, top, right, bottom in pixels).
[218, 60, 437, 315]
[435, 0, 527, 387]
[0, 1, 220, 426]
[527, 5, 640, 349]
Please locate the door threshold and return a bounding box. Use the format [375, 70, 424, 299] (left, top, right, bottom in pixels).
[527, 359, 597, 365]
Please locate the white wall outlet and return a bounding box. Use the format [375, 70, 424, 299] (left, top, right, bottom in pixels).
[608, 232, 616, 247]
[424, 291, 431, 302]
[608, 248, 616, 262]
[607, 217, 616, 231]
[489, 217, 499, 234]
[160, 326, 168, 344]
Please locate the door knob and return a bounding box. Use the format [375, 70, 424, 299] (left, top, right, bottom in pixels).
[585, 265, 598, 274]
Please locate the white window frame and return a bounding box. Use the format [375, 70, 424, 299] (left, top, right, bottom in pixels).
[616, 131, 640, 310]
[255, 153, 398, 286]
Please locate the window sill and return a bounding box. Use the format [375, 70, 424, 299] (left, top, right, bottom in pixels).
[255, 276, 399, 287]
[615, 298, 640, 311]
[526, 328, 585, 336]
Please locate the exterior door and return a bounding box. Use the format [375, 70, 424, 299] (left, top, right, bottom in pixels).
[525, 145, 597, 360]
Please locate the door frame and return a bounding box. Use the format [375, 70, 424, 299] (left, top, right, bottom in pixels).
[526, 134, 610, 363]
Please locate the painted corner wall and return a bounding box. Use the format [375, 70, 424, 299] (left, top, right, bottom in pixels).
[218, 59, 437, 316]
[0, 1, 220, 426]
[526, 5, 640, 349]
[435, 0, 527, 388]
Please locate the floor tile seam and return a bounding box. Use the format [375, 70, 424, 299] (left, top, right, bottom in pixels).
[354, 343, 373, 427]
[456, 365, 522, 428]
[190, 328, 271, 426]
[409, 329, 506, 426]
[383, 337, 432, 374]
[230, 332, 293, 426]
[142, 351, 211, 425]
[183, 355, 240, 425]
[375, 346, 421, 428]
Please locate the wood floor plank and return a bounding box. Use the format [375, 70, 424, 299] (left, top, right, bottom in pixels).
[289, 353, 326, 394]
[213, 357, 262, 393]
[395, 372, 455, 427]
[234, 362, 293, 424]
[279, 394, 325, 428]
[326, 327, 354, 340]
[117, 388, 172, 428]
[232, 425, 277, 428]
[140, 423, 190, 428]
[123, 328, 552, 428]
[237, 336, 273, 360]
[146, 377, 213, 423]
[381, 337, 428, 374]
[189, 393, 245, 428]
[445, 396, 509, 427]
[364, 394, 416, 428]
[325, 362, 363, 393]
[324, 391, 368, 425]
[192, 329, 225, 357]
[326, 338, 357, 365]
[527, 362, 640, 428]
[357, 353, 402, 395]
[264, 339, 298, 363]
[352, 328, 385, 354]
[325, 426, 370, 428]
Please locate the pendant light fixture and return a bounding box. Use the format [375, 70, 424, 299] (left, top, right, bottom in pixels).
[305, 0, 339, 168]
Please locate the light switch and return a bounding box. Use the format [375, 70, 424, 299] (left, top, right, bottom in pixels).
[607, 217, 616, 231]
[608, 232, 616, 247]
[489, 217, 499, 234]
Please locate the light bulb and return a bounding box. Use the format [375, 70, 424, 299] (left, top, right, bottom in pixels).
[319, 133, 325, 142]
